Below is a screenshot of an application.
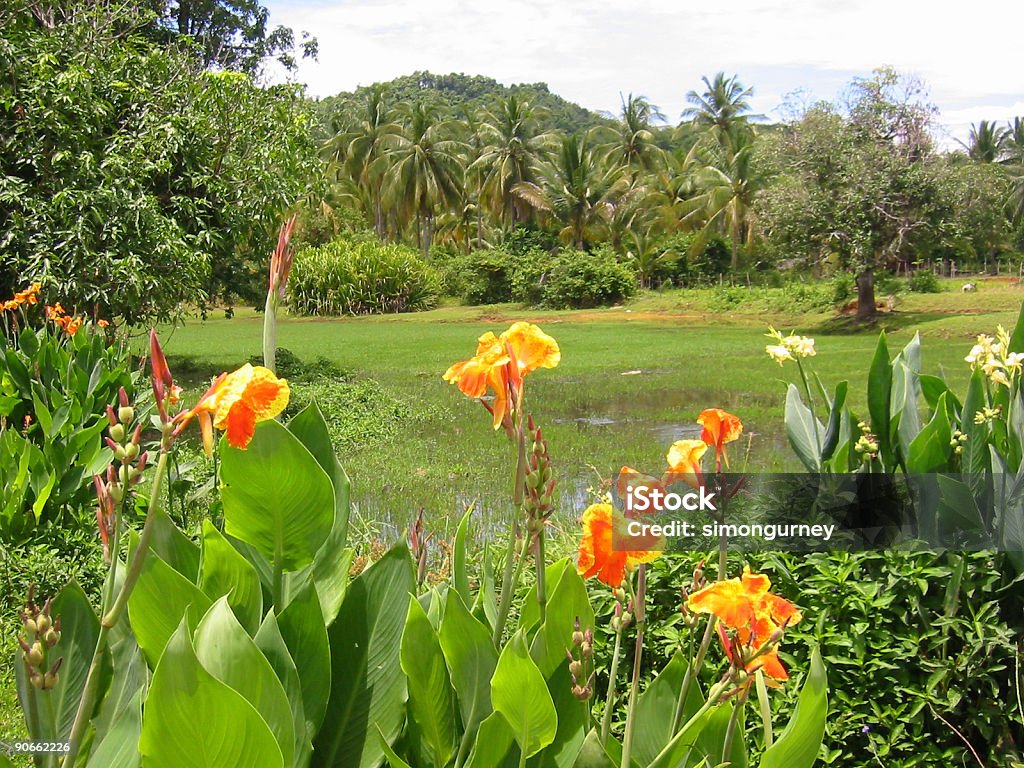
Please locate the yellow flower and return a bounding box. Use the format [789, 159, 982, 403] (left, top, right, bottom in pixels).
[180, 364, 289, 452]
[576, 503, 661, 587]
[444, 322, 559, 430]
[665, 439, 707, 488]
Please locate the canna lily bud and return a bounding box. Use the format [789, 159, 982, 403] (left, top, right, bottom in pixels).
[108, 423, 125, 444]
[124, 443, 140, 461]
[118, 406, 135, 425]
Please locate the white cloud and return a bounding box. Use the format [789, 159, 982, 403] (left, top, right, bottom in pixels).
[264, 0, 1024, 143]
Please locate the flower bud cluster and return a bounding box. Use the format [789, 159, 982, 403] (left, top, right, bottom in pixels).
[19, 588, 62, 691]
[566, 617, 595, 701]
[949, 429, 968, 455]
[855, 422, 879, 462]
[95, 386, 146, 561]
[523, 416, 556, 534]
[974, 405, 1001, 425]
[680, 560, 706, 628]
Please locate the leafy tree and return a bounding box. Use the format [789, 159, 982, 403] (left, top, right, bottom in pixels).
[756, 69, 940, 321]
[962, 120, 1008, 163]
[472, 95, 552, 230]
[324, 85, 401, 238]
[383, 102, 466, 256]
[682, 72, 759, 152]
[513, 134, 624, 249]
[684, 133, 764, 270]
[596, 93, 666, 177]
[0, 2, 321, 322]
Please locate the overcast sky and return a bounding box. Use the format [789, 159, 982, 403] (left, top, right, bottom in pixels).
[263, 0, 1024, 148]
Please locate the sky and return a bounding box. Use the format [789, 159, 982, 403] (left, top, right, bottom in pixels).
[263, 0, 1024, 148]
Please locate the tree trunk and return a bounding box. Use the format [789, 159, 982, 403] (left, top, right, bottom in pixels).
[856, 268, 877, 322]
[422, 212, 433, 258]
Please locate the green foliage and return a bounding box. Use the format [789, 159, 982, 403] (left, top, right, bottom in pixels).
[287, 237, 442, 315]
[906, 269, 942, 293]
[0, 4, 322, 322]
[0, 320, 135, 542]
[448, 248, 518, 304]
[284, 379, 413, 451]
[319, 71, 611, 138]
[512, 247, 636, 309]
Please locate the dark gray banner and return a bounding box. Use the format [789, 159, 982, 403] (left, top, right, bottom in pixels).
[610, 471, 1024, 552]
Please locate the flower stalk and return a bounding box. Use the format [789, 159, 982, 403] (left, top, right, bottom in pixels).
[620, 563, 647, 768]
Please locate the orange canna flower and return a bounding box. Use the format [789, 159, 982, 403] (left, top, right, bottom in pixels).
[697, 408, 743, 467]
[576, 503, 661, 587]
[97, 319, 109, 328]
[616, 466, 666, 510]
[182, 364, 289, 452]
[665, 439, 707, 488]
[687, 566, 802, 682]
[444, 322, 559, 430]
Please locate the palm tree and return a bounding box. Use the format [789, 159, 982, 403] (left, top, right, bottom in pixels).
[472, 95, 552, 230]
[962, 120, 1008, 163]
[513, 133, 624, 249]
[682, 134, 763, 270]
[383, 102, 466, 256]
[323, 85, 400, 237]
[682, 72, 758, 152]
[596, 93, 666, 178]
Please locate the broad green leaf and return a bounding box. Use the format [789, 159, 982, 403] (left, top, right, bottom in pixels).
[149, 507, 200, 582]
[526, 560, 595, 679]
[194, 598, 295, 766]
[691, 699, 746, 768]
[313, 544, 414, 768]
[89, 632, 146, 766]
[453, 507, 472, 606]
[401, 598, 457, 767]
[378, 726, 414, 768]
[758, 646, 828, 768]
[632, 651, 703, 766]
[439, 589, 498, 748]
[645, 702, 715, 768]
[220, 420, 335, 572]
[465, 711, 517, 768]
[934, 476, 986, 539]
[785, 384, 823, 472]
[200, 520, 263, 634]
[867, 332, 892, 463]
[1008, 302, 1024, 353]
[127, 538, 212, 667]
[256, 612, 313, 768]
[572, 729, 616, 768]
[287, 402, 353, 623]
[492, 631, 558, 759]
[88, 688, 142, 768]
[14, 582, 99, 742]
[528, 661, 588, 768]
[960, 368, 991, 490]
[278, 577, 332, 736]
[906, 392, 952, 474]
[820, 381, 848, 461]
[139, 617, 284, 768]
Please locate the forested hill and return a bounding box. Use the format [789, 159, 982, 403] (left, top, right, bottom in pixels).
[315, 71, 614, 135]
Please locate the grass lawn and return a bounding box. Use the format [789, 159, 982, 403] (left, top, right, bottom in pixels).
[152, 278, 1024, 543]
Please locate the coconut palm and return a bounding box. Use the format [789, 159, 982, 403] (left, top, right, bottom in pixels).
[513, 133, 624, 249]
[472, 94, 553, 230]
[683, 133, 763, 270]
[596, 93, 666, 178]
[682, 72, 758, 152]
[323, 85, 400, 237]
[383, 102, 466, 256]
[962, 120, 1008, 163]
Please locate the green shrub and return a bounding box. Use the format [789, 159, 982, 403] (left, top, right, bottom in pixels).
[831, 271, 856, 305]
[907, 269, 943, 293]
[633, 548, 1022, 768]
[659, 232, 734, 286]
[513, 247, 636, 309]
[874, 272, 905, 295]
[0, 317, 136, 543]
[247, 347, 348, 382]
[287, 237, 441, 316]
[283, 379, 412, 450]
[449, 248, 516, 305]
